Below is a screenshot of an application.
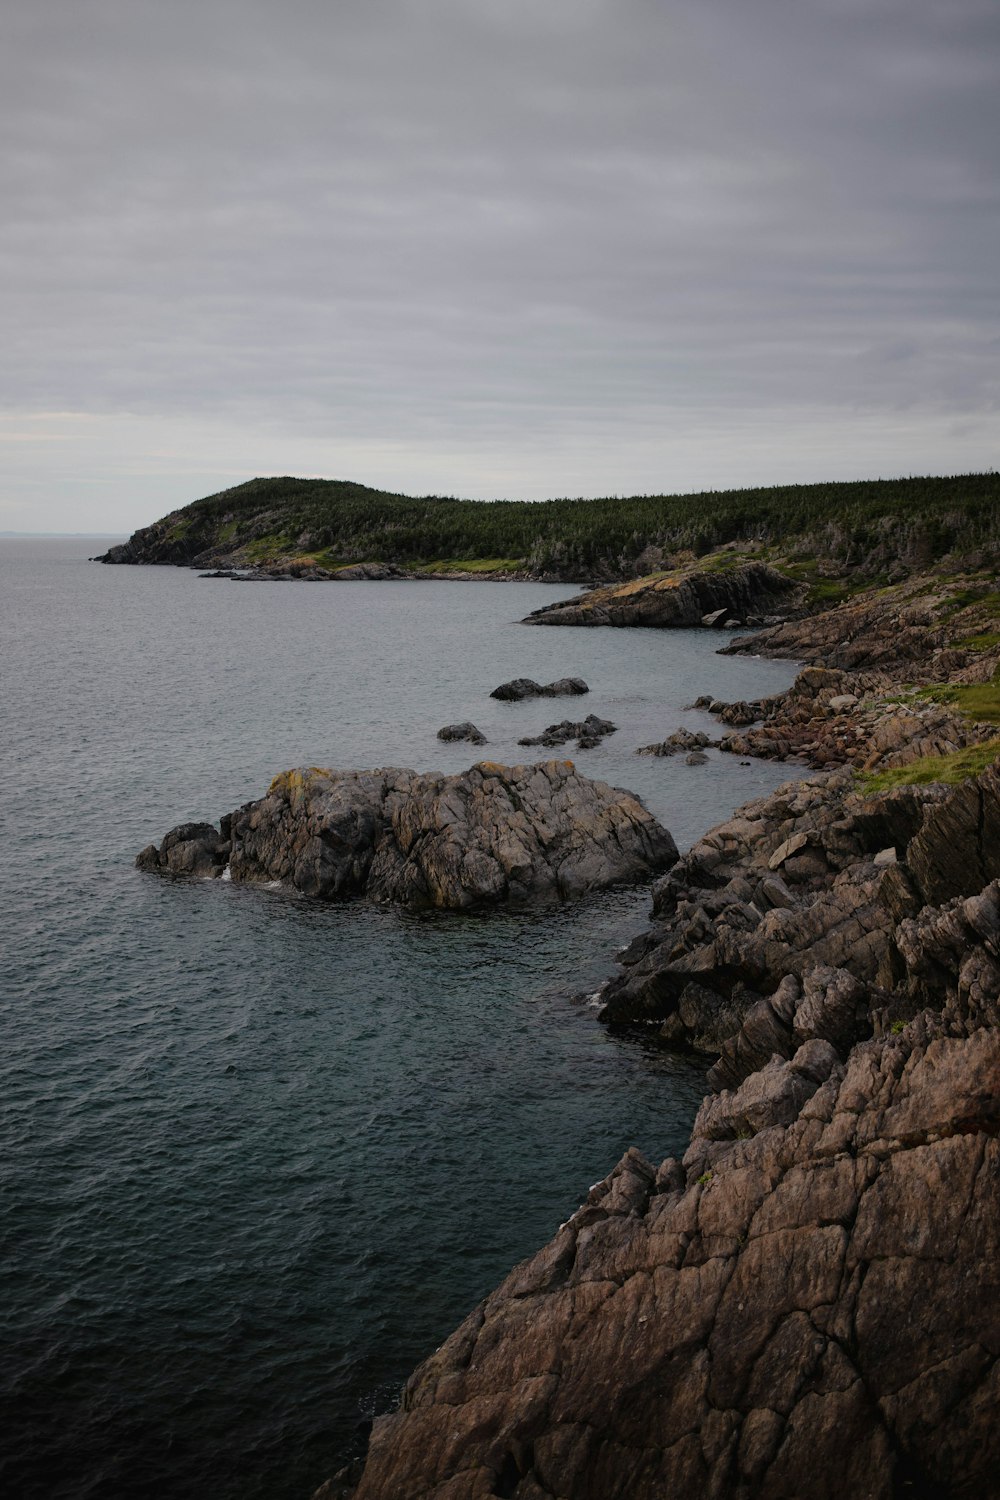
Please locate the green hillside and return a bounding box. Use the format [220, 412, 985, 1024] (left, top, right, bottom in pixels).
[98, 471, 1000, 580]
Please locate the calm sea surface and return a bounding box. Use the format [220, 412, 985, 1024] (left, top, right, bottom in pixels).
[1, 541, 799, 1499]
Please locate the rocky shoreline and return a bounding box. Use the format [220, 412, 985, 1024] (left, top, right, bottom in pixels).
[313, 565, 1000, 1499]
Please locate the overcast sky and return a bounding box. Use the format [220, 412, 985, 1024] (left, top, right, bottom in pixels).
[2, 0, 998, 531]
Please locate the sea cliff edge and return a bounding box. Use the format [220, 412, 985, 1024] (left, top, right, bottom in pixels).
[317, 562, 1000, 1500]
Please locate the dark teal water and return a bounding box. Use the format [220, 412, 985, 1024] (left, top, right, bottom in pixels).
[0, 543, 798, 1499]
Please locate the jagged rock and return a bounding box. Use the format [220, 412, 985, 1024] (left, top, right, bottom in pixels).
[490, 676, 589, 701]
[135, 821, 230, 878]
[518, 715, 616, 749]
[436, 721, 487, 745]
[137, 761, 677, 911]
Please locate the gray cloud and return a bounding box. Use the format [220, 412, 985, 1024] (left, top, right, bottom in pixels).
[1, 0, 997, 526]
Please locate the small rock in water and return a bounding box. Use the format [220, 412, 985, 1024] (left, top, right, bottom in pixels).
[437, 721, 487, 745]
[635, 728, 713, 757]
[685, 751, 709, 765]
[518, 714, 617, 749]
[490, 676, 589, 701]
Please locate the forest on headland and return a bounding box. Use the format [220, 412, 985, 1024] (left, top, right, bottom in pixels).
[99, 471, 1000, 581]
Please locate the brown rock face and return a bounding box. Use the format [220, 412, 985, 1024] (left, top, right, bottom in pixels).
[327, 763, 1000, 1500]
[137, 761, 678, 912]
[522, 563, 801, 630]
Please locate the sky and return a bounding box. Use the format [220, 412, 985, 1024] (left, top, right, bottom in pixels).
[2, 0, 998, 532]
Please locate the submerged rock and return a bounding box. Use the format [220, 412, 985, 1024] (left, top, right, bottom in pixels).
[137, 761, 678, 912]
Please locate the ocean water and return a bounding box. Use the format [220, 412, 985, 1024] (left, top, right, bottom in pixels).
[0, 541, 799, 1500]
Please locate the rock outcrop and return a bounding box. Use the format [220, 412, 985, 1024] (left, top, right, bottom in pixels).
[522, 563, 802, 630]
[327, 760, 1000, 1500]
[490, 678, 589, 701]
[137, 761, 678, 912]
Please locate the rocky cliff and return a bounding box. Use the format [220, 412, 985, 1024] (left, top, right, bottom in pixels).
[324, 762, 1000, 1500]
[521, 563, 803, 630]
[137, 761, 678, 912]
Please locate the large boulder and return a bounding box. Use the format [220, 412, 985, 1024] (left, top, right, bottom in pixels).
[137, 761, 679, 912]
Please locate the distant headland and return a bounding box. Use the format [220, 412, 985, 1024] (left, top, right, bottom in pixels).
[94, 471, 1000, 586]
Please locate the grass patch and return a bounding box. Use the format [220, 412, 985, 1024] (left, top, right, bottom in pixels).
[935, 585, 1000, 621]
[954, 631, 1000, 651]
[806, 578, 872, 606]
[915, 674, 1000, 724]
[859, 738, 1000, 793]
[244, 532, 293, 561]
[414, 557, 527, 574]
[773, 558, 876, 608]
[691, 549, 747, 573]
